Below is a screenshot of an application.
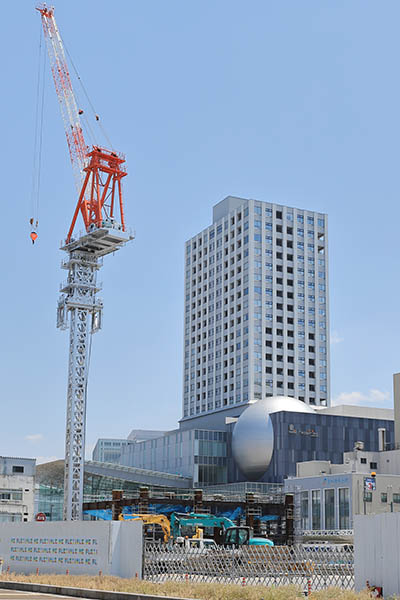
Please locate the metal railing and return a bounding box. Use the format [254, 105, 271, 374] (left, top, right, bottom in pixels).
[143, 542, 354, 591]
[297, 529, 354, 538]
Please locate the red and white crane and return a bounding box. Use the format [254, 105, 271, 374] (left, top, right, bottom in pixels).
[37, 4, 133, 520]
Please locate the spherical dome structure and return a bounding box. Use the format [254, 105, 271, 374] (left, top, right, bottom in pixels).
[232, 396, 315, 480]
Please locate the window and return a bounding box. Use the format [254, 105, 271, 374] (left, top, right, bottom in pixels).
[364, 492, 372, 502]
[312, 490, 321, 529]
[393, 494, 400, 503]
[254, 234, 261, 242]
[12, 466, 24, 474]
[324, 489, 335, 529]
[339, 488, 349, 529]
[370, 462, 377, 469]
[381, 493, 387, 503]
[300, 491, 309, 529]
[0, 490, 22, 501]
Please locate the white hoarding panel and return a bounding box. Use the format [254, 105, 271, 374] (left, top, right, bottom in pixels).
[355, 513, 400, 597]
[0, 521, 142, 578]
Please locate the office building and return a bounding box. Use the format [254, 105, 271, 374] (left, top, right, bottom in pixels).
[182, 196, 329, 424]
[118, 400, 393, 486]
[92, 439, 132, 464]
[92, 431, 166, 465]
[0, 457, 35, 522]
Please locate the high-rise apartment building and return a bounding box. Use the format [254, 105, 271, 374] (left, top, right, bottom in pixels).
[182, 196, 330, 421]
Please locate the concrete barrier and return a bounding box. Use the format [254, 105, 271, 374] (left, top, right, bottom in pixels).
[0, 581, 191, 600]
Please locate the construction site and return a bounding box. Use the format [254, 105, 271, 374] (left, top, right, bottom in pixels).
[2, 1, 398, 597]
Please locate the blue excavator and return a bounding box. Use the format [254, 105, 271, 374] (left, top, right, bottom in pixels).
[170, 512, 274, 547]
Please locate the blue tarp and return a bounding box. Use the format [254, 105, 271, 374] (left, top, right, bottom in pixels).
[84, 506, 277, 522]
[84, 504, 192, 521]
[85, 509, 112, 520]
[215, 507, 243, 521]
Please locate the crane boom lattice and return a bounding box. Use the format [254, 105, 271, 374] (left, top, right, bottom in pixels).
[37, 4, 86, 193]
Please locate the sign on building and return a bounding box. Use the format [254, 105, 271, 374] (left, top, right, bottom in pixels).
[364, 477, 376, 491]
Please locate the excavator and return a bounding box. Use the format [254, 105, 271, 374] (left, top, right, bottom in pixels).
[120, 511, 274, 547]
[119, 513, 171, 543]
[170, 512, 274, 547]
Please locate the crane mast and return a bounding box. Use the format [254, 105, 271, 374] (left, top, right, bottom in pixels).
[37, 4, 133, 520]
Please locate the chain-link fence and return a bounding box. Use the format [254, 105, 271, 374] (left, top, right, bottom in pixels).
[144, 542, 354, 591]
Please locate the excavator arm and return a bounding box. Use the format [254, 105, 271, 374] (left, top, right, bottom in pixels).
[170, 512, 235, 538]
[119, 513, 171, 543]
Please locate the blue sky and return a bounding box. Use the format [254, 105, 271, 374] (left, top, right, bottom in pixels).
[1, 0, 399, 463]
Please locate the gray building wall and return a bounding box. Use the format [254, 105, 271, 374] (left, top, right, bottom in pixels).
[92, 439, 132, 464]
[0, 457, 36, 523]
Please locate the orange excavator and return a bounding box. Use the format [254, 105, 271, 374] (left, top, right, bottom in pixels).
[119, 513, 171, 543]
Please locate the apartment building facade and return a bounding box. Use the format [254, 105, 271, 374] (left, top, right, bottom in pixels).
[182, 196, 329, 422]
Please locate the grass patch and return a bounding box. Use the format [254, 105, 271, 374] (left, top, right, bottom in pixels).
[0, 573, 374, 599]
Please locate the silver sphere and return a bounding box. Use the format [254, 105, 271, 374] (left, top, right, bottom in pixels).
[232, 396, 315, 480]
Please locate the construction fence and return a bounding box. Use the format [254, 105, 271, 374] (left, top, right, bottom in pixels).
[143, 542, 354, 591]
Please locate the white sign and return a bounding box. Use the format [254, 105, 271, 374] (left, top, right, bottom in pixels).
[0, 520, 142, 578]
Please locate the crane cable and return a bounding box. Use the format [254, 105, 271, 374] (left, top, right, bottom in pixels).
[30, 23, 46, 244]
[60, 33, 114, 151]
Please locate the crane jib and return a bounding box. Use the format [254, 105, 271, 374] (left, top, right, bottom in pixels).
[36, 3, 128, 244]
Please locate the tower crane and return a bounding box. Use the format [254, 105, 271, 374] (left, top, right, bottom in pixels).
[36, 4, 133, 520]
